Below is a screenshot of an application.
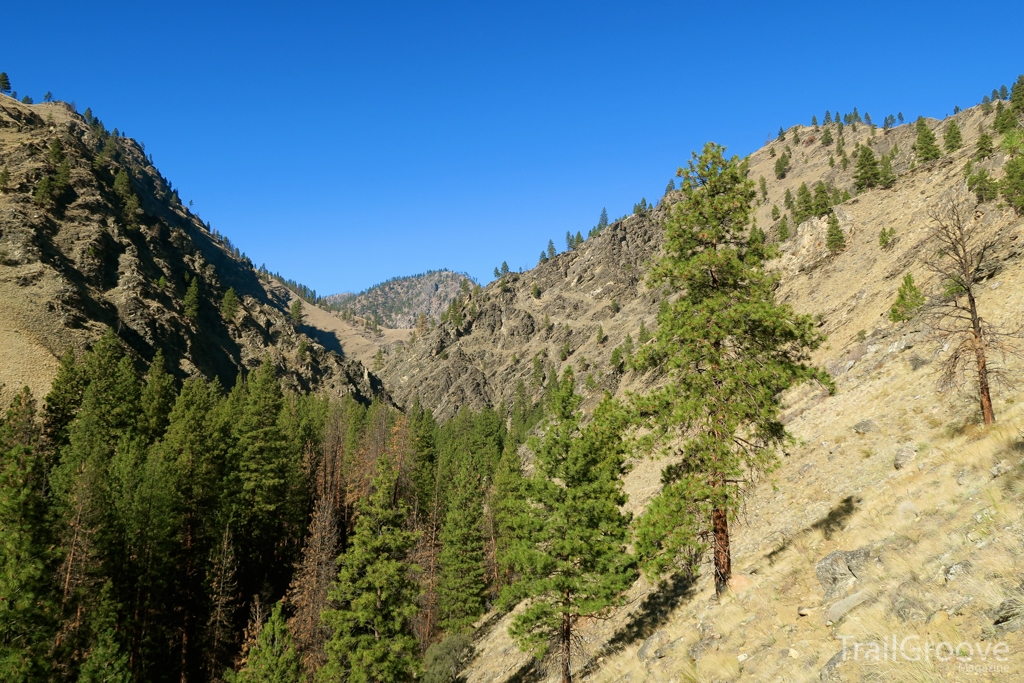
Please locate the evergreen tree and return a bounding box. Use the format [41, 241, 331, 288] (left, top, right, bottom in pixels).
[913, 118, 941, 161]
[773, 151, 790, 179]
[183, 276, 200, 320]
[968, 169, 999, 203]
[826, 214, 846, 253]
[758, 176, 768, 203]
[944, 120, 963, 152]
[812, 182, 832, 215]
[1012, 74, 1024, 113]
[630, 143, 829, 594]
[994, 100, 1016, 135]
[778, 214, 789, 240]
[1002, 156, 1024, 215]
[503, 370, 634, 683]
[0, 73, 10, 94]
[139, 350, 176, 442]
[320, 456, 420, 683]
[854, 146, 880, 190]
[598, 207, 608, 230]
[220, 287, 240, 321]
[233, 602, 302, 683]
[821, 126, 833, 146]
[436, 457, 486, 633]
[794, 182, 813, 223]
[547, 240, 556, 259]
[878, 153, 896, 189]
[289, 299, 304, 326]
[771, 205, 780, 221]
[0, 388, 55, 682]
[888, 274, 925, 323]
[975, 131, 995, 160]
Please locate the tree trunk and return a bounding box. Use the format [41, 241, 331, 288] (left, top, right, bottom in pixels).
[968, 291, 995, 425]
[561, 606, 572, 683]
[712, 506, 731, 596]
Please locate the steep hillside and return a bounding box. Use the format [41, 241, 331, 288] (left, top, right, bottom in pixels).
[324, 269, 472, 328]
[379, 102, 1024, 681]
[0, 95, 378, 405]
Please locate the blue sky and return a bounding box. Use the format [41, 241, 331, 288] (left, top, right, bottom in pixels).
[3, 1, 1022, 295]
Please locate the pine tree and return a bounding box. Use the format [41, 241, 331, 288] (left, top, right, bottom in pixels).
[0, 388, 56, 682]
[503, 370, 634, 683]
[778, 214, 789, 240]
[821, 126, 833, 146]
[233, 602, 302, 683]
[598, 207, 608, 230]
[1012, 74, 1024, 113]
[183, 276, 200, 320]
[994, 100, 1016, 135]
[221, 287, 240, 320]
[888, 274, 925, 323]
[826, 213, 846, 253]
[139, 350, 175, 442]
[794, 182, 813, 223]
[771, 205, 780, 221]
[758, 176, 768, 203]
[975, 131, 995, 160]
[913, 118, 941, 161]
[320, 456, 420, 683]
[854, 146, 880, 190]
[878, 153, 896, 189]
[289, 299, 304, 325]
[1003, 156, 1024, 215]
[773, 151, 790, 179]
[547, 240, 556, 259]
[436, 457, 486, 633]
[630, 143, 829, 595]
[944, 120, 963, 152]
[0, 73, 10, 94]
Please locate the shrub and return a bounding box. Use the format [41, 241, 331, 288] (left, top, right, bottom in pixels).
[888, 273, 925, 323]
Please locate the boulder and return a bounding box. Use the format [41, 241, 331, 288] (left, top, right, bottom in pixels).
[894, 444, 917, 470]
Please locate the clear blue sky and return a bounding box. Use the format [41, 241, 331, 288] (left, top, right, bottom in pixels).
[3, 1, 1022, 295]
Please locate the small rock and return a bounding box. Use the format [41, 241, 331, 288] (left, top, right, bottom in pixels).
[894, 444, 917, 470]
[798, 606, 811, 617]
[788, 648, 801, 659]
[991, 460, 1012, 478]
[944, 561, 972, 584]
[853, 419, 877, 434]
[993, 596, 1024, 629]
[897, 500, 919, 522]
[826, 590, 872, 624]
[636, 631, 668, 663]
[816, 547, 872, 599]
[737, 653, 748, 663]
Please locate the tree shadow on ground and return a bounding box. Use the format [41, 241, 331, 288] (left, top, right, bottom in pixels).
[810, 495, 859, 540]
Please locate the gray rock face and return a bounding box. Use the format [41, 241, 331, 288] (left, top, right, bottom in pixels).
[894, 444, 917, 470]
[636, 630, 668, 663]
[993, 596, 1024, 630]
[852, 419, 877, 434]
[816, 547, 872, 600]
[819, 650, 846, 682]
[944, 561, 972, 584]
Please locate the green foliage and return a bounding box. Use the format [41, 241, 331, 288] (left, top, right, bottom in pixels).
[1002, 156, 1024, 215]
[220, 287, 240, 320]
[773, 151, 790, 179]
[821, 126, 833, 146]
[771, 204, 780, 221]
[421, 634, 473, 683]
[0, 73, 10, 94]
[944, 120, 963, 152]
[547, 239, 556, 259]
[777, 213, 790, 241]
[234, 602, 302, 683]
[531, 283, 540, 298]
[877, 153, 896, 189]
[888, 273, 926, 323]
[913, 118, 941, 161]
[1002, 128, 1024, 157]
[183, 276, 200, 320]
[638, 320, 651, 344]
[854, 146, 880, 190]
[289, 299, 303, 325]
[595, 325, 605, 344]
[758, 176, 768, 202]
[783, 187, 793, 210]
[436, 457, 486, 633]
[826, 214, 846, 254]
[631, 142, 829, 590]
[777, 126, 785, 141]
[994, 100, 1017, 135]
[320, 457, 420, 683]
[879, 227, 896, 249]
[968, 168, 999, 203]
[502, 370, 634, 670]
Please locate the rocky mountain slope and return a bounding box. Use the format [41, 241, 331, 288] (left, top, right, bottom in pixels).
[0, 95, 378, 406]
[376, 102, 1024, 681]
[323, 269, 472, 328]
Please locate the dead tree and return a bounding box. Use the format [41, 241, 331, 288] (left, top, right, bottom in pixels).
[922, 196, 1020, 424]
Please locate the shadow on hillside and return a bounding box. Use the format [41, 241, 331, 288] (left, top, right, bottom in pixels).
[810, 495, 859, 540]
[297, 323, 345, 357]
[604, 572, 697, 654]
[506, 658, 545, 683]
